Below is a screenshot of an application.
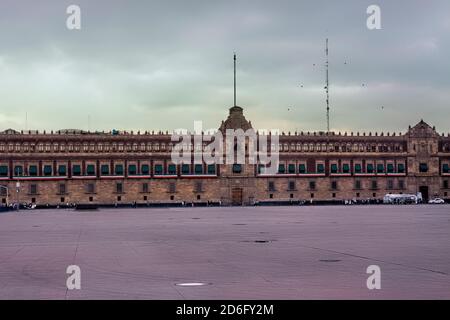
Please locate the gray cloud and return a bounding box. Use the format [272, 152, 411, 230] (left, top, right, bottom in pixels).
[0, 0, 449, 133]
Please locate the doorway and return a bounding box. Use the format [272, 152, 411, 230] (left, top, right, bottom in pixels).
[231, 188, 243, 206]
[419, 186, 429, 203]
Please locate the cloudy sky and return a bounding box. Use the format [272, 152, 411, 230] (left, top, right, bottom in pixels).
[0, 0, 449, 133]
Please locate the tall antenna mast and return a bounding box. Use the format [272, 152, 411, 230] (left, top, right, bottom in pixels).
[325, 38, 330, 132]
[234, 52, 237, 106]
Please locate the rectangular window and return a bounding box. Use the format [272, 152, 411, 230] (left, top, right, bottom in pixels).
[419, 163, 428, 173]
[288, 181, 296, 191]
[194, 164, 203, 174]
[116, 182, 123, 194]
[278, 164, 285, 174]
[443, 164, 449, 174]
[387, 163, 394, 173]
[154, 164, 163, 175]
[397, 163, 405, 173]
[299, 164, 306, 174]
[316, 163, 324, 174]
[207, 164, 216, 175]
[309, 181, 316, 190]
[14, 165, 23, 176]
[371, 180, 378, 190]
[168, 164, 176, 175]
[59, 183, 66, 195]
[86, 164, 95, 176]
[355, 180, 362, 190]
[0, 165, 8, 177]
[168, 182, 176, 193]
[115, 164, 124, 175]
[142, 182, 149, 193]
[342, 163, 350, 174]
[232, 164, 242, 173]
[86, 183, 95, 194]
[141, 164, 150, 175]
[443, 180, 449, 189]
[195, 181, 203, 193]
[399, 180, 405, 189]
[101, 165, 109, 175]
[331, 181, 338, 190]
[377, 164, 384, 173]
[268, 181, 275, 191]
[387, 179, 394, 189]
[330, 163, 338, 174]
[29, 165, 38, 176]
[288, 164, 296, 174]
[72, 165, 81, 176]
[128, 164, 137, 175]
[367, 163, 374, 173]
[29, 184, 38, 195]
[354, 163, 362, 173]
[181, 164, 190, 175]
[58, 165, 67, 176]
[43, 165, 52, 176]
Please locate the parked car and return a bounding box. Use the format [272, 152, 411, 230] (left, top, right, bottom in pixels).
[428, 198, 445, 204]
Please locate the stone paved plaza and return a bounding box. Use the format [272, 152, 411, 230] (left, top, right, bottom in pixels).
[0, 205, 449, 299]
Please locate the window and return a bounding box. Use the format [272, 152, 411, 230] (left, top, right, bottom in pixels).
[86, 164, 95, 176]
[232, 164, 242, 173]
[101, 165, 109, 175]
[29, 165, 38, 176]
[58, 183, 66, 195]
[387, 179, 394, 189]
[399, 180, 405, 189]
[354, 163, 362, 173]
[354, 180, 362, 190]
[331, 181, 338, 190]
[43, 165, 52, 176]
[168, 182, 176, 193]
[330, 163, 338, 174]
[29, 184, 38, 195]
[278, 164, 285, 174]
[195, 181, 203, 193]
[72, 165, 81, 176]
[377, 164, 384, 173]
[141, 164, 150, 175]
[194, 164, 203, 175]
[419, 163, 428, 173]
[168, 164, 176, 175]
[288, 164, 296, 174]
[316, 163, 324, 174]
[181, 164, 190, 175]
[299, 163, 306, 174]
[207, 164, 216, 175]
[443, 180, 449, 189]
[128, 165, 137, 175]
[142, 183, 149, 193]
[268, 181, 275, 191]
[397, 163, 405, 173]
[14, 165, 23, 176]
[154, 164, 163, 175]
[387, 163, 394, 173]
[367, 163, 374, 173]
[0, 165, 8, 177]
[288, 181, 296, 191]
[309, 181, 316, 190]
[443, 164, 449, 174]
[58, 165, 67, 176]
[115, 164, 124, 175]
[342, 163, 350, 174]
[86, 183, 95, 194]
[116, 183, 123, 194]
[371, 180, 378, 190]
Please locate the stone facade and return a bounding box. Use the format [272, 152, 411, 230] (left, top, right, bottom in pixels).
[1, 107, 449, 206]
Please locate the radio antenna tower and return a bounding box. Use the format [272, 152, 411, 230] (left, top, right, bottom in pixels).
[325, 38, 330, 132]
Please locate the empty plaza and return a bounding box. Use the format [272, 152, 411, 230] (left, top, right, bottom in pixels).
[0, 205, 449, 299]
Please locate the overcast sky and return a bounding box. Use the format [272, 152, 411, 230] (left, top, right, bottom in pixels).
[0, 0, 449, 133]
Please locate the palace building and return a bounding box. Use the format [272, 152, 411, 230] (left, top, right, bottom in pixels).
[1, 106, 450, 206]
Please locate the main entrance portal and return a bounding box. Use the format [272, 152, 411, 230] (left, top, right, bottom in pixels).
[419, 186, 429, 203]
[231, 188, 243, 206]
